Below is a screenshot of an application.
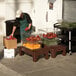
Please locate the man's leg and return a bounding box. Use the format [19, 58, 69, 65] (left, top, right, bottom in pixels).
[21, 31, 31, 44]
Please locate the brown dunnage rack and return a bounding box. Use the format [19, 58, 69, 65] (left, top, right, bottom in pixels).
[19, 44, 66, 62]
[19, 44, 49, 62]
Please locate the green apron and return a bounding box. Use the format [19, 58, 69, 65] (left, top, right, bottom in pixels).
[20, 14, 32, 42]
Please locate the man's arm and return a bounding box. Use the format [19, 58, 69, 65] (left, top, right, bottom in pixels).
[28, 23, 32, 29]
[10, 26, 16, 36]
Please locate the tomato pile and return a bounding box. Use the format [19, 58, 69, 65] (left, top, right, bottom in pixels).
[6, 36, 16, 40]
[43, 32, 57, 39]
[26, 32, 57, 42]
[26, 35, 41, 42]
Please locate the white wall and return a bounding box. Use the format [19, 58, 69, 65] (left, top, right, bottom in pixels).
[5, 0, 33, 20]
[0, 1, 6, 35]
[33, 0, 63, 32]
[5, 0, 16, 20]
[33, 0, 48, 32]
[47, 0, 63, 32]
[0, 0, 63, 36]
[0, 0, 33, 36]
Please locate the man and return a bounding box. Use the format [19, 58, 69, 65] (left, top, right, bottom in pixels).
[10, 10, 32, 43]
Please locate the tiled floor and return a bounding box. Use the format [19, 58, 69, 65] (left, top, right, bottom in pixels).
[0, 35, 76, 76]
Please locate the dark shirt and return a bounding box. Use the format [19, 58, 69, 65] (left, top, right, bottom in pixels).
[14, 13, 32, 27]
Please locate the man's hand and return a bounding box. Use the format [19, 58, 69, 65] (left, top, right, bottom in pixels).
[9, 34, 13, 38]
[25, 23, 32, 31]
[25, 27, 29, 31]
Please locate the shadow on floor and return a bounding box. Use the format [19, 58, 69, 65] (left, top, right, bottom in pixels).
[0, 49, 4, 60]
[0, 47, 20, 61]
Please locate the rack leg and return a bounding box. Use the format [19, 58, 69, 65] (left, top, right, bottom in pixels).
[69, 31, 72, 55]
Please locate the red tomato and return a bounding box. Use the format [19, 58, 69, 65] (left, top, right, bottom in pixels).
[26, 38, 30, 41]
[36, 35, 40, 38]
[43, 34, 46, 37]
[48, 34, 53, 38]
[25, 27, 28, 31]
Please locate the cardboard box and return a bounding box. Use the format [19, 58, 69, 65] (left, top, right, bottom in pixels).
[3, 37, 17, 49]
[4, 49, 15, 58]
